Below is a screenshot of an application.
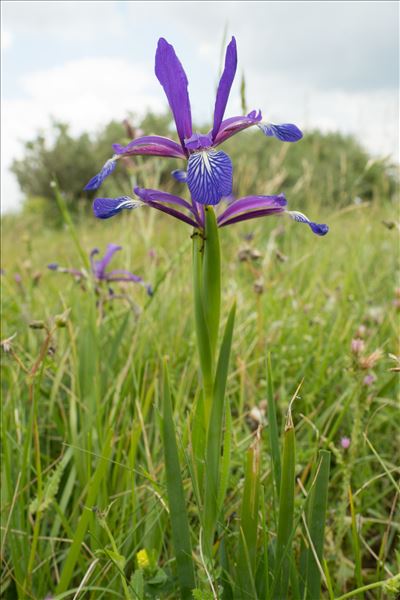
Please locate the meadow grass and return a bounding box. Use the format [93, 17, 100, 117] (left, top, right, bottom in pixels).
[1, 149, 399, 599]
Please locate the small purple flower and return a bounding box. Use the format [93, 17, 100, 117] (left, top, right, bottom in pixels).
[92, 186, 328, 237]
[351, 338, 365, 355]
[363, 373, 376, 386]
[48, 244, 152, 295]
[85, 37, 302, 206]
[340, 436, 351, 450]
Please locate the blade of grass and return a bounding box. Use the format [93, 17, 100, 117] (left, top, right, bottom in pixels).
[305, 450, 331, 600]
[217, 397, 233, 515]
[273, 393, 297, 600]
[161, 362, 196, 599]
[266, 354, 281, 494]
[236, 434, 261, 598]
[56, 430, 113, 594]
[349, 486, 364, 597]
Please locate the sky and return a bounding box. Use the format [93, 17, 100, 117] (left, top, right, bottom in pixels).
[1, 1, 399, 213]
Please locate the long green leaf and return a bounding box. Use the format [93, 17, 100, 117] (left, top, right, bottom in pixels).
[161, 362, 196, 599]
[203, 302, 236, 559]
[305, 450, 331, 600]
[273, 406, 296, 599]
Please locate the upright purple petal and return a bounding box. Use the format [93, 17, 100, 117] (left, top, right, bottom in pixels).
[84, 158, 117, 191]
[258, 122, 303, 142]
[184, 132, 213, 151]
[212, 37, 237, 141]
[187, 149, 233, 205]
[155, 38, 193, 150]
[112, 135, 185, 159]
[212, 111, 262, 146]
[93, 244, 122, 279]
[218, 194, 287, 226]
[93, 197, 143, 220]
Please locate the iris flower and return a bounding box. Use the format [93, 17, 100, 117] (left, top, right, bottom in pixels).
[48, 244, 153, 295]
[84, 37, 302, 206]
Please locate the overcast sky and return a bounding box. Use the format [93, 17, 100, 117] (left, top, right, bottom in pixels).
[2, 1, 399, 212]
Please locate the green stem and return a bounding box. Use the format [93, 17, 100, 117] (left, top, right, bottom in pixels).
[192, 209, 222, 423]
[192, 232, 213, 423]
[202, 207, 221, 366]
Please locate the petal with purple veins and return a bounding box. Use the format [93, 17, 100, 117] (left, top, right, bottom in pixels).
[84, 158, 117, 191]
[93, 197, 143, 220]
[287, 211, 329, 235]
[171, 169, 187, 183]
[258, 122, 303, 142]
[155, 38, 193, 150]
[187, 149, 233, 205]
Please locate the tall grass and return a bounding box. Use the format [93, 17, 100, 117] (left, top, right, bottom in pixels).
[1, 142, 399, 598]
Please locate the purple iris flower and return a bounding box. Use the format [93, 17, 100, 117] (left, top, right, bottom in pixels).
[92, 187, 328, 236]
[84, 37, 302, 206]
[48, 244, 153, 295]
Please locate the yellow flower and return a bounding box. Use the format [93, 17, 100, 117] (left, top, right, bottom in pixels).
[136, 549, 150, 570]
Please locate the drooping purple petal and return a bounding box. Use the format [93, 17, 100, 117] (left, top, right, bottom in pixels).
[134, 187, 194, 212]
[93, 244, 122, 279]
[155, 38, 193, 150]
[258, 122, 303, 142]
[287, 211, 329, 236]
[84, 158, 117, 191]
[171, 169, 187, 182]
[112, 135, 186, 159]
[212, 37, 237, 141]
[187, 149, 233, 205]
[105, 269, 142, 283]
[144, 200, 199, 228]
[218, 207, 287, 228]
[47, 263, 84, 277]
[218, 194, 287, 226]
[212, 111, 262, 146]
[93, 196, 143, 220]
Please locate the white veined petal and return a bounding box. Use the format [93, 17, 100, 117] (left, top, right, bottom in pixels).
[187, 149, 233, 205]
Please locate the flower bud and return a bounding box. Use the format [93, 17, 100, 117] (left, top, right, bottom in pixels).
[29, 320, 46, 329]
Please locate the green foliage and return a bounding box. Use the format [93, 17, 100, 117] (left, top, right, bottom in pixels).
[1, 129, 399, 598]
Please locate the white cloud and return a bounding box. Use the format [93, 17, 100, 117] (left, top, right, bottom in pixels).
[1, 29, 13, 50]
[3, 1, 125, 40]
[1, 57, 163, 212]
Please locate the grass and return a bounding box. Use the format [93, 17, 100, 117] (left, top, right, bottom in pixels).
[1, 140, 399, 599]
